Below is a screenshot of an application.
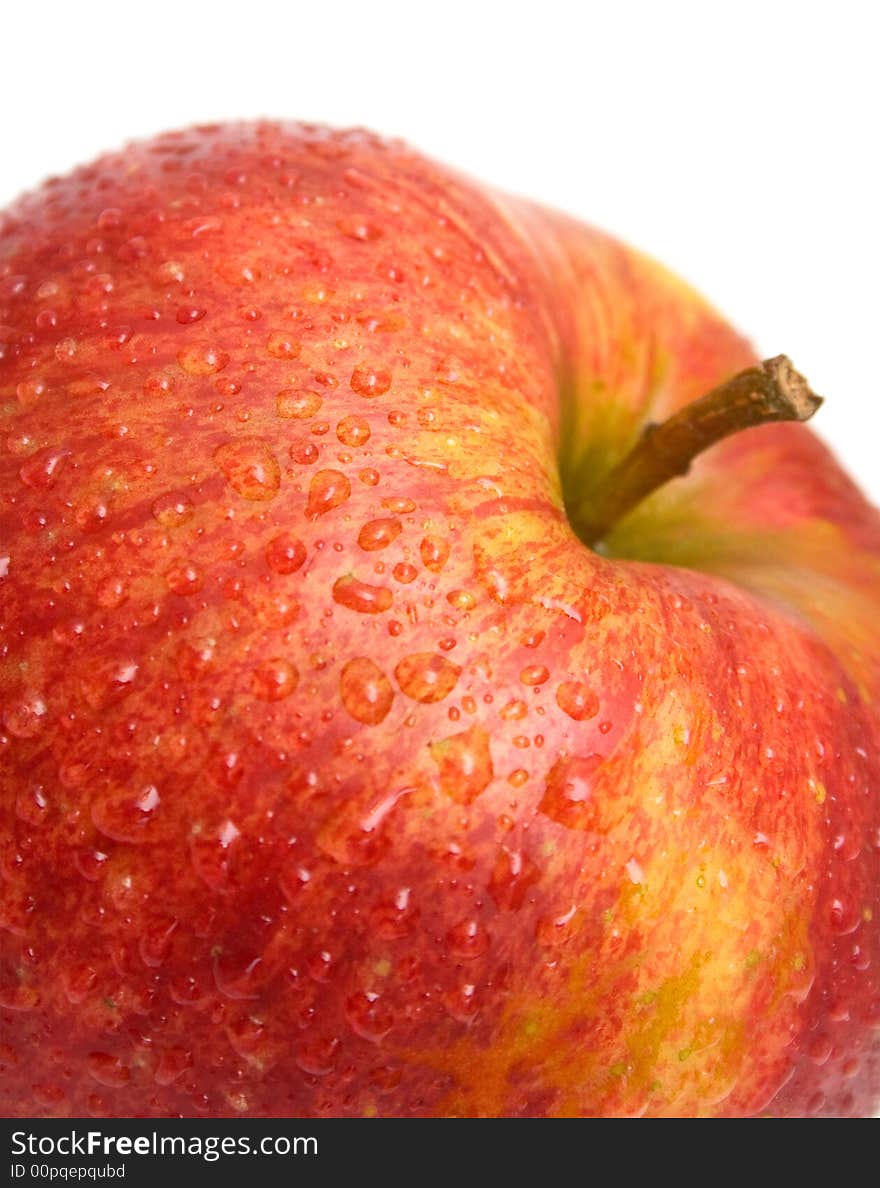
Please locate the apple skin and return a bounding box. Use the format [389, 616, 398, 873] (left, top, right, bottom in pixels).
[1, 122, 879, 1119]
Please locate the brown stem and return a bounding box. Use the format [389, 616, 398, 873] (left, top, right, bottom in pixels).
[574, 355, 822, 547]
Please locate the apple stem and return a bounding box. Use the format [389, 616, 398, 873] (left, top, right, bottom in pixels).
[574, 355, 823, 547]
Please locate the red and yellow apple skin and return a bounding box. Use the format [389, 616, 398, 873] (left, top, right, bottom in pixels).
[1, 123, 879, 1118]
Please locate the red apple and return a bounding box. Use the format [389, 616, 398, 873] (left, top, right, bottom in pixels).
[1, 122, 879, 1118]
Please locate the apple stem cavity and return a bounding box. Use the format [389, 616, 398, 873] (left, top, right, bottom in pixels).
[574, 355, 823, 547]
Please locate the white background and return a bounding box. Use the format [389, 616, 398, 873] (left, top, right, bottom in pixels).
[2, 0, 877, 502]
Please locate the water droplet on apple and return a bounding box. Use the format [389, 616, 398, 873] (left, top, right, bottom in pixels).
[96, 206, 123, 230]
[429, 725, 493, 803]
[226, 1015, 272, 1065]
[138, 916, 178, 968]
[489, 847, 540, 910]
[265, 533, 307, 574]
[395, 653, 460, 703]
[535, 903, 579, 947]
[808, 1035, 833, 1065]
[556, 681, 600, 721]
[214, 438, 280, 500]
[0, 974, 40, 1012]
[213, 950, 269, 1001]
[520, 664, 550, 687]
[168, 973, 207, 1006]
[165, 562, 204, 595]
[87, 1052, 130, 1088]
[358, 517, 401, 551]
[337, 416, 371, 447]
[339, 657, 394, 725]
[332, 575, 392, 614]
[447, 589, 476, 611]
[420, 535, 450, 572]
[829, 897, 861, 935]
[266, 331, 301, 359]
[350, 365, 391, 398]
[62, 963, 98, 1005]
[345, 992, 393, 1042]
[306, 469, 350, 518]
[540, 753, 604, 830]
[290, 440, 320, 465]
[67, 374, 110, 400]
[278, 861, 312, 905]
[75, 848, 109, 882]
[382, 496, 416, 514]
[92, 784, 161, 843]
[445, 918, 489, 961]
[151, 491, 194, 526]
[143, 371, 176, 399]
[177, 344, 230, 375]
[93, 574, 127, 613]
[480, 565, 508, 603]
[16, 378, 46, 407]
[172, 302, 205, 324]
[15, 784, 49, 826]
[276, 389, 321, 418]
[295, 1036, 340, 1076]
[2, 692, 47, 739]
[19, 446, 71, 490]
[190, 820, 240, 891]
[392, 562, 418, 584]
[306, 948, 336, 982]
[442, 982, 479, 1023]
[369, 888, 414, 939]
[154, 1047, 193, 1086]
[251, 658, 299, 701]
[54, 337, 78, 363]
[337, 216, 384, 242]
[74, 497, 111, 532]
